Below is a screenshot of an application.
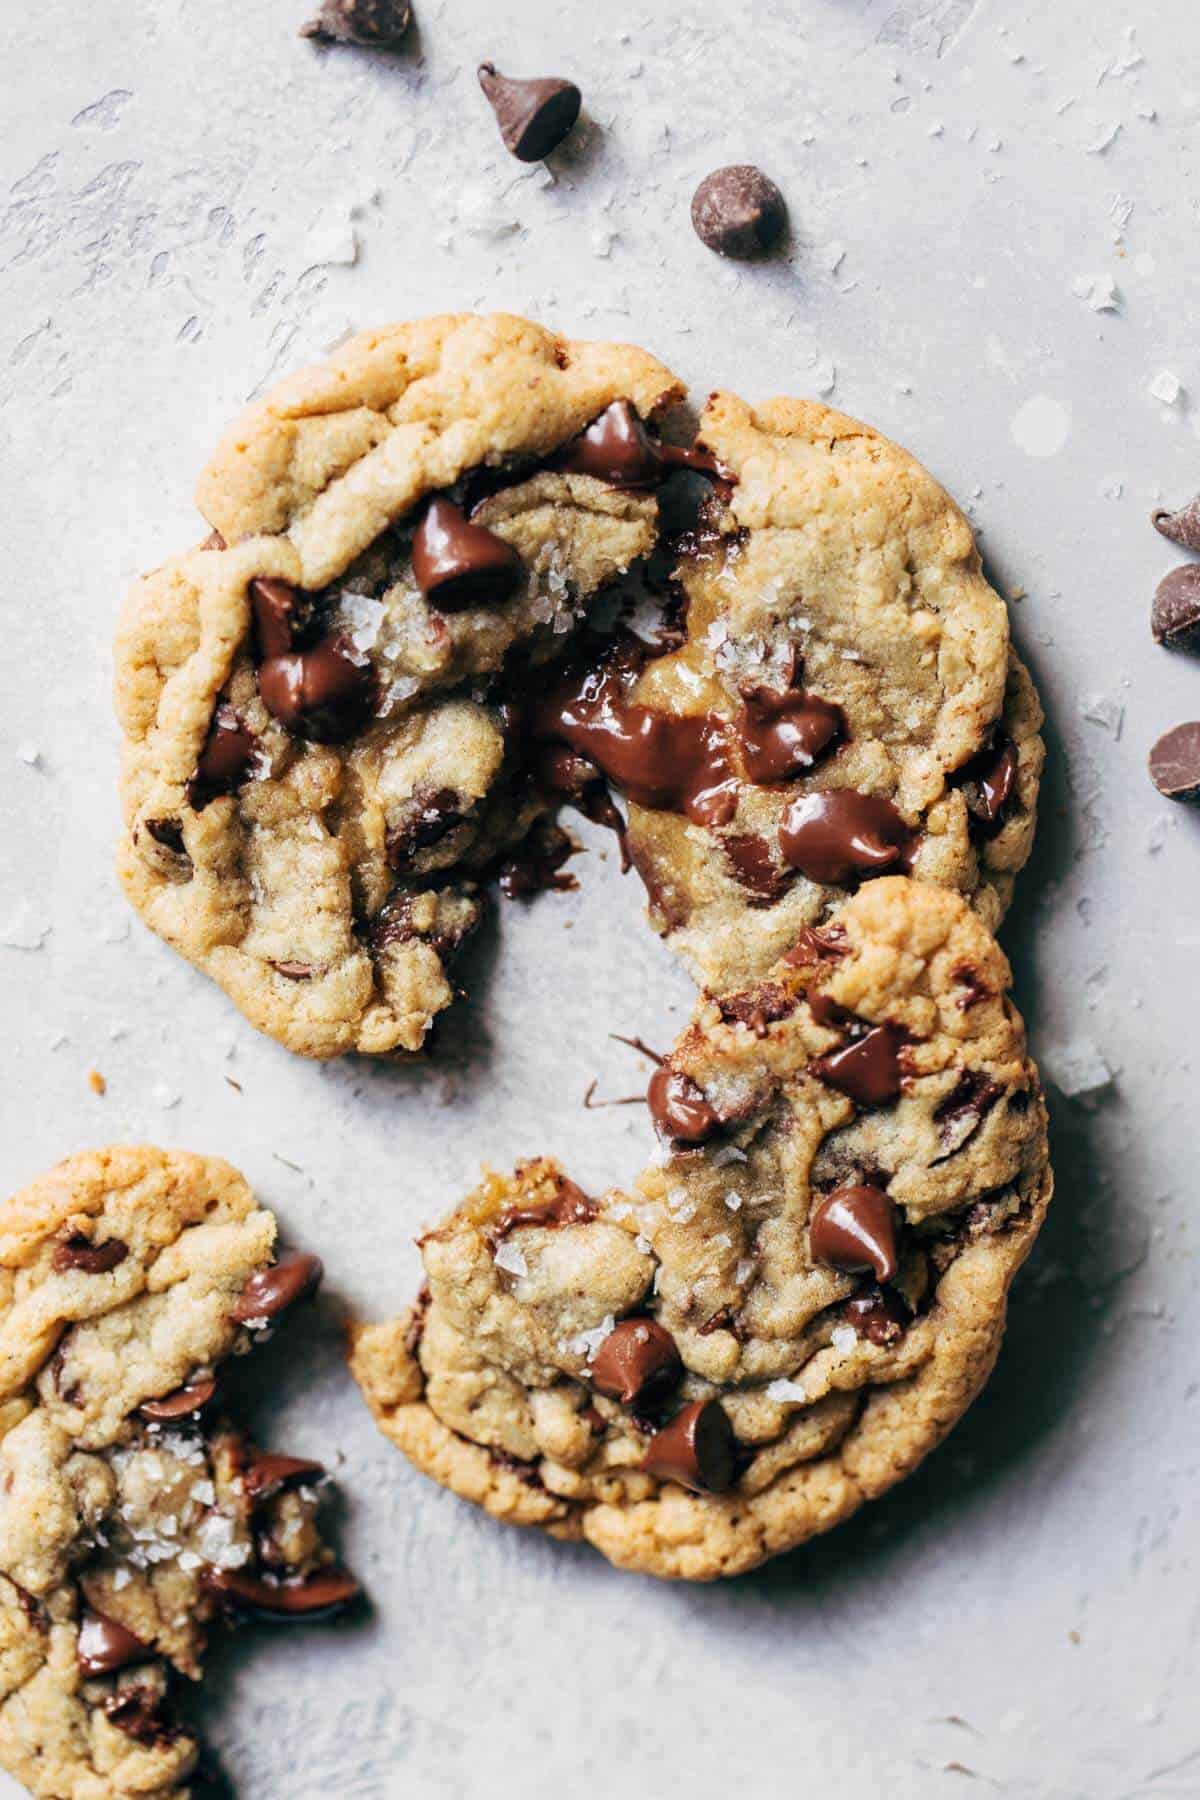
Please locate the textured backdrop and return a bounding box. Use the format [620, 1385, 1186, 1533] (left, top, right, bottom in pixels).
[1, 1, 1197, 1795]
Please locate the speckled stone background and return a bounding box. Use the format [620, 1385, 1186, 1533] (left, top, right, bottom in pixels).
[2, 1, 1198, 1795]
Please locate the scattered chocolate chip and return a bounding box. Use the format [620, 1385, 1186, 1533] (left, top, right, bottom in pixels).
[933, 1071, 1002, 1159]
[810, 1185, 899, 1281]
[647, 1065, 719, 1144]
[691, 164, 787, 259]
[1152, 492, 1200, 552]
[103, 1686, 178, 1747]
[204, 1565, 360, 1619]
[590, 1319, 683, 1408]
[144, 817, 185, 855]
[845, 1284, 909, 1346]
[779, 791, 916, 886]
[953, 735, 1018, 836]
[232, 1250, 324, 1325]
[249, 577, 306, 661]
[1151, 565, 1200, 651]
[492, 1178, 597, 1240]
[138, 1376, 218, 1423]
[53, 1234, 128, 1275]
[240, 1450, 326, 1506]
[186, 705, 258, 811]
[477, 63, 582, 162]
[300, 0, 411, 44]
[737, 684, 845, 784]
[641, 1398, 738, 1493]
[810, 1023, 906, 1107]
[411, 498, 524, 611]
[258, 635, 375, 743]
[77, 1606, 150, 1678]
[1149, 721, 1200, 802]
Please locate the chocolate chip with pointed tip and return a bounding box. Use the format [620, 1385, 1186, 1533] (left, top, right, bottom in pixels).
[647, 1066, 720, 1144]
[810, 1185, 899, 1281]
[590, 1319, 683, 1408]
[138, 1375, 218, 1423]
[232, 1249, 324, 1324]
[77, 1606, 150, 1678]
[1152, 492, 1200, 552]
[410, 498, 523, 611]
[641, 1398, 738, 1493]
[258, 634, 375, 743]
[53, 1234, 128, 1275]
[477, 63, 582, 162]
[810, 1023, 906, 1107]
[556, 400, 664, 487]
[186, 705, 258, 811]
[204, 1564, 360, 1619]
[1152, 565, 1200, 651]
[249, 577, 305, 660]
[779, 790, 916, 885]
[1149, 721, 1200, 802]
[691, 165, 787, 258]
[300, 0, 411, 44]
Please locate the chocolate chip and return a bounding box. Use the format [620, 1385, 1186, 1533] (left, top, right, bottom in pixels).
[411, 498, 524, 611]
[737, 684, 845, 783]
[477, 63, 582, 162]
[232, 1250, 323, 1325]
[103, 1686, 178, 1747]
[491, 1177, 597, 1239]
[1149, 721, 1200, 802]
[779, 791, 915, 886]
[715, 980, 797, 1035]
[204, 1565, 360, 1619]
[721, 831, 791, 903]
[691, 165, 787, 259]
[250, 577, 306, 661]
[810, 1185, 899, 1281]
[300, 0, 411, 43]
[386, 789, 464, 867]
[810, 1023, 906, 1107]
[846, 1284, 908, 1346]
[933, 1072, 1002, 1159]
[53, 1234, 128, 1275]
[258, 634, 375, 743]
[138, 1376, 218, 1423]
[270, 960, 315, 980]
[186, 705, 258, 811]
[954, 735, 1018, 836]
[1152, 492, 1200, 552]
[201, 529, 227, 552]
[77, 1606, 150, 1678]
[239, 1450, 326, 1506]
[556, 400, 664, 487]
[641, 1398, 738, 1493]
[647, 1066, 719, 1144]
[590, 1319, 683, 1408]
[144, 817, 185, 855]
[1152, 565, 1200, 651]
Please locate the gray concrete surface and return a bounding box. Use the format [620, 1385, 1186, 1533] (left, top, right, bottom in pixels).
[1, 1, 1198, 1794]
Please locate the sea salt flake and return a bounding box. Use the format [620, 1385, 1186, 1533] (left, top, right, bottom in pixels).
[724, 1191, 744, 1212]
[831, 1325, 857, 1354]
[1149, 369, 1182, 405]
[1040, 1037, 1114, 1103]
[735, 1258, 755, 1286]
[1079, 692, 1124, 737]
[15, 743, 40, 766]
[766, 1377, 809, 1403]
[635, 1234, 653, 1255]
[151, 1082, 181, 1109]
[1085, 120, 1122, 155]
[492, 1241, 528, 1278]
[569, 1315, 615, 1362]
[1072, 272, 1121, 313]
[0, 906, 50, 950]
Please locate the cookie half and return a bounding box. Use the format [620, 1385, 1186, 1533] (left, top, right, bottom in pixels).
[351, 878, 1052, 1580]
[0, 1147, 358, 1797]
[115, 313, 684, 1057]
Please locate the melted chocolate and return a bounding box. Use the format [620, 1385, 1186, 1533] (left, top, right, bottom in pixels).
[954, 734, 1018, 836]
[555, 400, 730, 491]
[647, 1066, 720, 1143]
[239, 1449, 326, 1505]
[810, 1023, 906, 1107]
[933, 1071, 1003, 1159]
[736, 684, 845, 783]
[138, 1376, 218, 1423]
[780, 790, 916, 886]
[258, 634, 375, 744]
[204, 1565, 360, 1619]
[846, 1284, 909, 1346]
[721, 831, 790, 902]
[491, 1178, 598, 1239]
[77, 1606, 150, 1678]
[53, 1235, 128, 1275]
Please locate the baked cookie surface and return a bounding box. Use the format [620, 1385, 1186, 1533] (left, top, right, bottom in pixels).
[351, 878, 1052, 1580]
[0, 1147, 358, 1798]
[115, 313, 684, 1058]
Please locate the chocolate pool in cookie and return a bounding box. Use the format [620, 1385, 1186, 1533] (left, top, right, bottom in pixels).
[0, 1148, 359, 1797]
[351, 878, 1052, 1581]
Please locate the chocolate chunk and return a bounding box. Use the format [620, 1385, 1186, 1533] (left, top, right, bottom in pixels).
[647, 1066, 719, 1144]
[204, 1565, 360, 1619]
[300, 0, 411, 43]
[715, 980, 796, 1035]
[186, 705, 258, 811]
[144, 817, 185, 855]
[811, 1023, 906, 1107]
[556, 400, 665, 488]
[590, 1319, 683, 1408]
[933, 1071, 1002, 1159]
[138, 1376, 218, 1423]
[721, 831, 790, 903]
[691, 165, 787, 259]
[258, 635, 375, 743]
[387, 788, 464, 867]
[784, 922, 849, 964]
[232, 1250, 324, 1324]
[411, 498, 524, 611]
[103, 1686, 178, 1747]
[737, 684, 845, 784]
[250, 577, 306, 661]
[954, 735, 1018, 836]
[846, 1284, 908, 1346]
[1151, 565, 1200, 651]
[77, 1606, 150, 1678]
[779, 791, 915, 886]
[1152, 492, 1200, 552]
[477, 63, 582, 162]
[802, 983, 857, 1032]
[1149, 722, 1200, 802]
[240, 1450, 326, 1505]
[491, 1178, 597, 1239]
[53, 1234, 128, 1275]
[641, 1398, 738, 1493]
[810, 1185, 899, 1281]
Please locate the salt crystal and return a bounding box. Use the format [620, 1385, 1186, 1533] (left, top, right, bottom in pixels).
[927, 122, 944, 137]
[815, 241, 846, 274]
[724, 1191, 744, 1212]
[635, 1234, 653, 1255]
[1147, 815, 1171, 854]
[569, 1315, 615, 1362]
[112, 1566, 131, 1590]
[766, 1377, 809, 1403]
[1149, 370, 1182, 405]
[1085, 121, 1122, 155]
[492, 1241, 528, 1278]
[1040, 1038, 1114, 1104]
[151, 1082, 181, 1109]
[1072, 273, 1120, 313]
[1079, 692, 1124, 737]
[735, 1258, 755, 1286]
[831, 1325, 857, 1354]
[591, 228, 615, 258]
[0, 907, 50, 950]
[14, 743, 40, 766]
[607, 1201, 632, 1221]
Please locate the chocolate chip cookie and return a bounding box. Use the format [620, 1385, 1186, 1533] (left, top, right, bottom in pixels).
[534, 392, 1044, 991]
[115, 313, 684, 1057]
[0, 1147, 358, 1796]
[350, 877, 1052, 1580]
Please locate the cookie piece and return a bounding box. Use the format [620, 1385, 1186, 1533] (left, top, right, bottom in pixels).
[116, 313, 684, 1057]
[0, 1148, 358, 1797]
[534, 394, 1044, 991]
[351, 878, 1052, 1580]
